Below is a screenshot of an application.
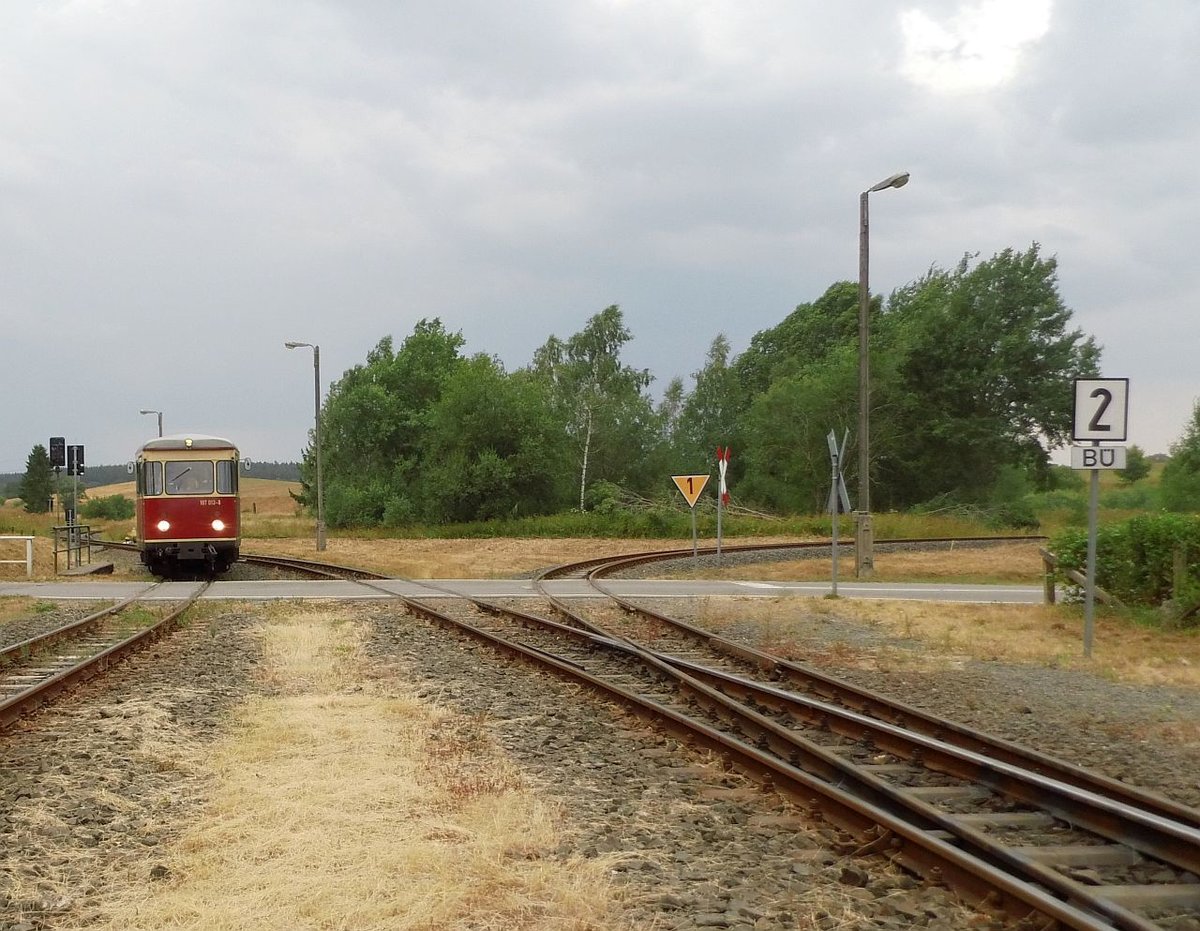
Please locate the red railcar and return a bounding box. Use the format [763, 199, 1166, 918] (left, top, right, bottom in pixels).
[134, 434, 241, 576]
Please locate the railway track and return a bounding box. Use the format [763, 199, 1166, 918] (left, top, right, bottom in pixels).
[344, 544, 1199, 930]
[0, 582, 208, 731]
[239, 552, 391, 580]
[22, 536, 1200, 927]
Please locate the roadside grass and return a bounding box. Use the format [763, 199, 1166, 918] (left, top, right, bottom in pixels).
[71, 604, 627, 931]
[663, 541, 1047, 586]
[689, 596, 1200, 692]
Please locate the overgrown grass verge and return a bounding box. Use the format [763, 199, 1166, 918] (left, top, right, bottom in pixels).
[690, 596, 1200, 690]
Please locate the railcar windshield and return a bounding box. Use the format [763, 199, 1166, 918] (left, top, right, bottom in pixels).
[165, 460, 215, 495]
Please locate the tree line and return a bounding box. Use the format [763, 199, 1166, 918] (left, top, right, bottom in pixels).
[286, 243, 1155, 529]
[14, 243, 1194, 527]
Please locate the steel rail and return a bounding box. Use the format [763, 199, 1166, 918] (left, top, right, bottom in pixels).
[516, 573, 1196, 928]
[238, 552, 390, 580]
[577, 552, 1200, 834]
[419, 566, 1200, 877]
[1, 588, 151, 665]
[663, 653, 1200, 871]
[370, 582, 1117, 931]
[97, 537, 1180, 927]
[82, 537, 1190, 925]
[0, 582, 209, 730]
[533, 548, 1200, 926]
[536, 535, 1047, 580]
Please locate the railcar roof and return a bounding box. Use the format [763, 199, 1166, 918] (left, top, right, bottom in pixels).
[138, 434, 238, 454]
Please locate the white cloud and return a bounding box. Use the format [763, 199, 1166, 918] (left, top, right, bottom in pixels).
[901, 0, 1052, 92]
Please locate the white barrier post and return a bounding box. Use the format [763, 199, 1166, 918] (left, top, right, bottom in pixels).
[0, 536, 35, 579]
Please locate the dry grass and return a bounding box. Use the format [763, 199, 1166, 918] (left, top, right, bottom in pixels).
[70, 603, 627, 931]
[689, 596, 1200, 692]
[669, 541, 1047, 584]
[244, 535, 701, 579]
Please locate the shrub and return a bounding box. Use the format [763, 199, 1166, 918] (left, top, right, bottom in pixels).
[1052, 513, 1200, 619]
[983, 502, 1039, 531]
[584, 481, 625, 515]
[80, 495, 134, 520]
[1101, 485, 1159, 511]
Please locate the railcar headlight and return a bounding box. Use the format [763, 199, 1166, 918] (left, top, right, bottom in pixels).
[211, 519, 226, 532]
[156, 520, 171, 532]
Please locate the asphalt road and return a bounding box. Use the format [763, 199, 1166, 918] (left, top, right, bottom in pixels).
[0, 578, 1051, 604]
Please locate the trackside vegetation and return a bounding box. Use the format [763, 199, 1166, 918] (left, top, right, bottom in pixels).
[291, 244, 1104, 528]
[1053, 514, 1200, 625]
[1049, 403, 1200, 623]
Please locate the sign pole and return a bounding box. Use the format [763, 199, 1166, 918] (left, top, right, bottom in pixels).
[715, 447, 730, 564]
[1084, 440, 1099, 658]
[830, 447, 840, 598]
[827, 430, 850, 597]
[1072, 378, 1129, 659]
[671, 474, 710, 562]
[716, 448, 723, 562]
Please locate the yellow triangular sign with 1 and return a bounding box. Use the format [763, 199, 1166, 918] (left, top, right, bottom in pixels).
[671, 474, 710, 508]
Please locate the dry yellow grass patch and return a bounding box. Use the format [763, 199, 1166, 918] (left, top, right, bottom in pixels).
[674, 541, 1047, 584]
[690, 596, 1200, 691]
[0, 595, 38, 623]
[75, 604, 626, 931]
[244, 536, 704, 579]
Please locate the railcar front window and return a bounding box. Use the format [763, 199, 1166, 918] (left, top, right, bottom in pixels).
[216, 460, 236, 494]
[144, 462, 163, 496]
[165, 460, 214, 495]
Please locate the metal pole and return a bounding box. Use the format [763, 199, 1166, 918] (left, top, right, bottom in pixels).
[71, 471, 79, 569]
[716, 488, 723, 562]
[831, 449, 840, 597]
[313, 346, 326, 551]
[853, 172, 908, 578]
[856, 189, 874, 579]
[140, 410, 163, 437]
[1084, 441, 1099, 658]
[715, 448, 724, 564]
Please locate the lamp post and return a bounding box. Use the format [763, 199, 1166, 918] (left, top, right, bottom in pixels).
[856, 171, 909, 579]
[139, 409, 163, 437]
[285, 341, 326, 551]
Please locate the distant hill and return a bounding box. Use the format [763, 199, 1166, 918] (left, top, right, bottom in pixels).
[0, 461, 302, 497]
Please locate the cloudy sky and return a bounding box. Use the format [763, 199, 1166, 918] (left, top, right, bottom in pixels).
[3, 0, 1198, 474]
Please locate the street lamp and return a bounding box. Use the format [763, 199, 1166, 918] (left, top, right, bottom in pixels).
[139, 409, 163, 437]
[284, 341, 326, 551]
[856, 171, 909, 579]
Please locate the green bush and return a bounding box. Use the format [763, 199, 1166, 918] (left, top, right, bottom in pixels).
[80, 495, 134, 520]
[1100, 485, 1160, 511]
[983, 501, 1039, 531]
[1052, 513, 1200, 619]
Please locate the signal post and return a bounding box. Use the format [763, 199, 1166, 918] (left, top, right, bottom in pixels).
[1071, 378, 1129, 658]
